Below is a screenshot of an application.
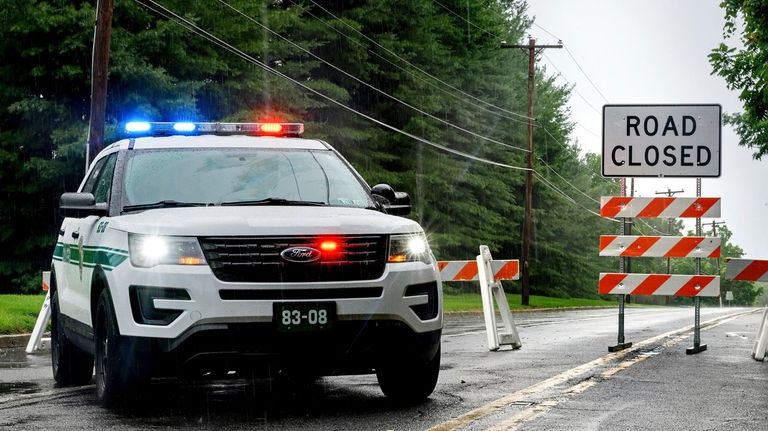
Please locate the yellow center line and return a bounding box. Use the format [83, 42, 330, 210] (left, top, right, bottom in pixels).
[427, 309, 756, 431]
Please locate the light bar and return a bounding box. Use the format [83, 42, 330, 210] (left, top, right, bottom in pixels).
[125, 121, 151, 132]
[123, 122, 305, 137]
[172, 122, 196, 132]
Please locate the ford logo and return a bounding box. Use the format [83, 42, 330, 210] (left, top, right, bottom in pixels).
[280, 247, 321, 263]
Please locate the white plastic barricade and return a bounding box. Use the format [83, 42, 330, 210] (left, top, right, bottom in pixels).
[725, 259, 768, 361]
[476, 246, 522, 351]
[438, 247, 522, 351]
[26, 271, 52, 354]
[753, 307, 768, 361]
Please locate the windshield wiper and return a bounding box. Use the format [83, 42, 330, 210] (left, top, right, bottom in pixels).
[122, 200, 208, 213]
[220, 198, 327, 207]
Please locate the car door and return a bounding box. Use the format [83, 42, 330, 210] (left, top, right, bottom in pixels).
[62, 152, 118, 326]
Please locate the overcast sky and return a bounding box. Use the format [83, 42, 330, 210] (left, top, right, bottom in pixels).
[524, 0, 766, 258]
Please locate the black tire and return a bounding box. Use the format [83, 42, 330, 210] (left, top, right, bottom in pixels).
[94, 288, 150, 408]
[376, 346, 441, 405]
[51, 288, 94, 386]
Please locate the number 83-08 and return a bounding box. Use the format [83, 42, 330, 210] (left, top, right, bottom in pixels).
[281, 309, 328, 325]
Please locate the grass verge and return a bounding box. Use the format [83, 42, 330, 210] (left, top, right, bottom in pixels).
[0, 293, 617, 335]
[0, 294, 47, 335]
[443, 292, 617, 313]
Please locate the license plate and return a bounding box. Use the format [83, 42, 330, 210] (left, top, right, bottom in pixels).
[274, 302, 335, 332]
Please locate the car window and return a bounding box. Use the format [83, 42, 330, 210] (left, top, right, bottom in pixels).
[92, 153, 118, 204]
[81, 156, 108, 194]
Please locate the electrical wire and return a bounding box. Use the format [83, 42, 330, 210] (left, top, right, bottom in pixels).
[430, 0, 503, 40]
[133, 0, 532, 172]
[301, 0, 534, 121]
[214, 0, 528, 153]
[138, 0, 619, 224]
[542, 52, 602, 116]
[533, 170, 619, 223]
[537, 157, 599, 204]
[563, 45, 610, 104]
[281, 0, 533, 126]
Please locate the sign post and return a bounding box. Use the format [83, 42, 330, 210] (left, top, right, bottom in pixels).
[686, 178, 707, 354]
[601, 104, 721, 355]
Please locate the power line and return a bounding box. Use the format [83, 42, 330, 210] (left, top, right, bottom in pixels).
[542, 52, 602, 116]
[531, 21, 609, 104]
[531, 21, 560, 42]
[430, 0, 502, 41]
[533, 170, 619, 223]
[282, 0, 533, 126]
[301, 0, 534, 121]
[133, 0, 531, 173]
[537, 157, 599, 204]
[139, 0, 617, 225]
[563, 45, 610, 104]
[538, 126, 619, 191]
[214, 0, 528, 153]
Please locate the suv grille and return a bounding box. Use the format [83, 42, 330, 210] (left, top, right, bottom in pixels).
[199, 235, 388, 282]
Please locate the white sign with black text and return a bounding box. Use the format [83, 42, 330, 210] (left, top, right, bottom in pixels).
[602, 104, 721, 178]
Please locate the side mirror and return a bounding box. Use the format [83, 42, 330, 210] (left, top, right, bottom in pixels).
[370, 184, 411, 216]
[59, 193, 108, 218]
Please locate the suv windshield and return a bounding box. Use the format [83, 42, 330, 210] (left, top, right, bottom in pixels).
[122, 148, 374, 211]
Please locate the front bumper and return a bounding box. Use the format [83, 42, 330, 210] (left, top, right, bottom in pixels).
[104, 261, 443, 340]
[147, 320, 442, 377]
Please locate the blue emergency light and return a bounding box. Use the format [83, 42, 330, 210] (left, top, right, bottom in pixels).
[123, 121, 305, 137]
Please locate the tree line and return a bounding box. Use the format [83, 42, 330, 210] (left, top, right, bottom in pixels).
[0, 0, 761, 304]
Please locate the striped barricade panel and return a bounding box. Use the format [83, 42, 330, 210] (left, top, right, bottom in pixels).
[599, 235, 721, 258]
[599, 273, 720, 297]
[600, 197, 721, 219]
[725, 259, 768, 282]
[438, 260, 520, 281]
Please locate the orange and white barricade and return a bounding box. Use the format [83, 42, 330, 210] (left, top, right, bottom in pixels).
[26, 271, 51, 354]
[438, 246, 521, 351]
[725, 258, 768, 361]
[600, 196, 721, 218]
[599, 235, 721, 258]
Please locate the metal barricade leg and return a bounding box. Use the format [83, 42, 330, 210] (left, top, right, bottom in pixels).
[753, 307, 768, 361]
[25, 291, 51, 354]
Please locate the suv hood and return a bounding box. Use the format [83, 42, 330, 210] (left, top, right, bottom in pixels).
[111, 206, 423, 236]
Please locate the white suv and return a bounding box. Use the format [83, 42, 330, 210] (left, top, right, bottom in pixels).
[50, 122, 442, 407]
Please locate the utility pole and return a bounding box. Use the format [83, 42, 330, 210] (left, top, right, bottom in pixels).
[86, 0, 114, 168]
[500, 38, 562, 306]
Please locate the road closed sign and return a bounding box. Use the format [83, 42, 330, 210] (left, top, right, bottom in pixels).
[602, 104, 721, 177]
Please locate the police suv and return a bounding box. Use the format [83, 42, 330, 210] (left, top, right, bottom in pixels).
[51, 121, 442, 407]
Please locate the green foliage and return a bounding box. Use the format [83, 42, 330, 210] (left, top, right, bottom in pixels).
[0, 0, 755, 305]
[710, 0, 768, 159]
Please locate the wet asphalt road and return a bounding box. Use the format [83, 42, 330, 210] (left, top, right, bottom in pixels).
[0, 306, 766, 430]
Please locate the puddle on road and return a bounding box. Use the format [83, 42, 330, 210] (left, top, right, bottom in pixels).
[0, 382, 41, 396]
[0, 347, 51, 369]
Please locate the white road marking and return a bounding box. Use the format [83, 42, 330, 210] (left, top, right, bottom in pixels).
[428, 309, 757, 431]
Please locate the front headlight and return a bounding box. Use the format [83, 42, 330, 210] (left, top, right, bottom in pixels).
[128, 234, 206, 268]
[388, 233, 432, 264]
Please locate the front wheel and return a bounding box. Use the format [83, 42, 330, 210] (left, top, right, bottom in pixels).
[376, 346, 440, 405]
[51, 289, 94, 386]
[94, 289, 150, 407]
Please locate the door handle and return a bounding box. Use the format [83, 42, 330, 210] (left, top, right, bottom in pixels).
[59, 229, 65, 236]
[71, 231, 80, 239]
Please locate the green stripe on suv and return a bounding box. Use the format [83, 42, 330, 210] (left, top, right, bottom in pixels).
[52, 242, 128, 270]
